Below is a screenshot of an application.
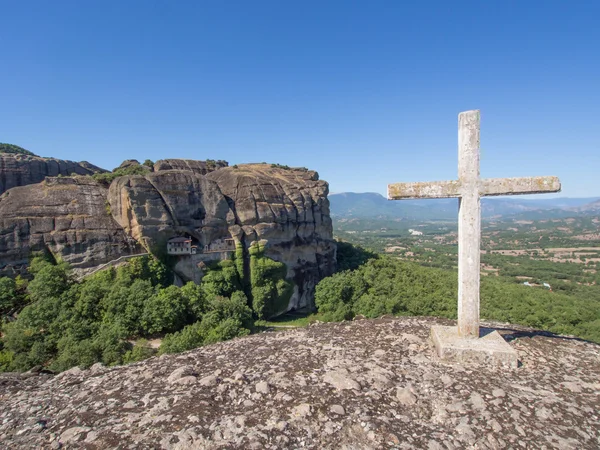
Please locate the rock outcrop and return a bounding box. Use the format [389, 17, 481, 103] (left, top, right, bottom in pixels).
[207, 164, 336, 311]
[0, 159, 335, 313]
[108, 170, 232, 252]
[154, 159, 228, 175]
[1, 317, 598, 449]
[0, 153, 105, 195]
[107, 164, 335, 311]
[0, 177, 140, 274]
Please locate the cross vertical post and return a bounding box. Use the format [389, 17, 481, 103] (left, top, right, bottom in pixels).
[387, 109, 561, 367]
[457, 110, 481, 338]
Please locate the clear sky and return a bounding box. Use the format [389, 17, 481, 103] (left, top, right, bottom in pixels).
[1, 1, 599, 197]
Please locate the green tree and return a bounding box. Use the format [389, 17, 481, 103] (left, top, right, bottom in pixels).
[0, 277, 18, 315]
[249, 243, 293, 319]
[0, 143, 36, 156]
[27, 263, 70, 303]
[101, 279, 154, 336]
[202, 260, 242, 298]
[335, 241, 377, 272]
[159, 321, 205, 354]
[180, 282, 207, 318]
[141, 286, 189, 334]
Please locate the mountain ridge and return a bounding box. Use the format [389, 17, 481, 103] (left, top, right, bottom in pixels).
[330, 192, 600, 220]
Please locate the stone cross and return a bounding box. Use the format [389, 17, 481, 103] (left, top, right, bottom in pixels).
[388, 110, 561, 340]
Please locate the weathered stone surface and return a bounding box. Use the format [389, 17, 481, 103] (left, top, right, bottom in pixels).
[0, 160, 335, 314]
[154, 159, 228, 174]
[480, 176, 562, 197]
[115, 159, 147, 171]
[431, 325, 519, 368]
[0, 153, 105, 195]
[255, 381, 270, 394]
[388, 110, 561, 341]
[396, 386, 417, 405]
[322, 368, 361, 391]
[387, 176, 560, 200]
[207, 164, 336, 311]
[1, 317, 598, 449]
[108, 170, 232, 252]
[0, 177, 139, 273]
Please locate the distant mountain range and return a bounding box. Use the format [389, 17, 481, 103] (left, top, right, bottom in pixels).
[577, 198, 600, 213]
[329, 192, 600, 220]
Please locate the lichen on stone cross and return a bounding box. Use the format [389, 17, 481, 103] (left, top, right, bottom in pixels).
[387, 110, 561, 339]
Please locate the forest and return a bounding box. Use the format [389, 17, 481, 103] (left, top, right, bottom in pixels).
[315, 252, 600, 343]
[0, 242, 292, 373]
[1, 235, 599, 373]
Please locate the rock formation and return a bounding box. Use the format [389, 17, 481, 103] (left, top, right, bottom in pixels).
[0, 157, 335, 313]
[0, 153, 105, 195]
[0, 177, 140, 274]
[154, 159, 228, 175]
[107, 164, 335, 311]
[1, 317, 598, 449]
[206, 164, 336, 311]
[108, 170, 232, 252]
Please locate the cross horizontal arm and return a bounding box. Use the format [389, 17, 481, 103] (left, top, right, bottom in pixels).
[388, 180, 462, 200]
[479, 176, 561, 197]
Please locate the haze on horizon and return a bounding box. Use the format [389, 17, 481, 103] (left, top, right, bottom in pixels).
[1, 1, 598, 197]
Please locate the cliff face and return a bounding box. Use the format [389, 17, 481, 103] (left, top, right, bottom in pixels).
[0, 159, 335, 313]
[0, 177, 139, 275]
[207, 164, 336, 311]
[108, 170, 232, 252]
[0, 153, 105, 195]
[107, 164, 336, 312]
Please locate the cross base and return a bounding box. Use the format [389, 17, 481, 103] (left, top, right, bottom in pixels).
[430, 325, 518, 369]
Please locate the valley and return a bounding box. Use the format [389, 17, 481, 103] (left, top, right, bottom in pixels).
[334, 215, 600, 293]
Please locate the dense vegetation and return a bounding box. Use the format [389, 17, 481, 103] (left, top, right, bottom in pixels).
[249, 242, 294, 318]
[335, 241, 378, 272]
[316, 256, 600, 343]
[0, 143, 36, 156]
[2, 222, 598, 373]
[0, 244, 292, 372]
[92, 163, 151, 185]
[332, 214, 600, 343]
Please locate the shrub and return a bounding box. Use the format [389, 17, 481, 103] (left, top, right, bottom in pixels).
[159, 321, 205, 354]
[0, 143, 36, 156]
[123, 339, 156, 363]
[92, 164, 150, 185]
[249, 243, 293, 319]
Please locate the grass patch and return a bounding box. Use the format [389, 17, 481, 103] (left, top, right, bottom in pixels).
[255, 312, 319, 329]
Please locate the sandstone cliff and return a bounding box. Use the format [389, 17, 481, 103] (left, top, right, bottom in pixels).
[107, 164, 335, 312]
[207, 164, 336, 311]
[0, 177, 140, 274]
[0, 153, 105, 195]
[0, 158, 335, 313]
[1, 317, 598, 449]
[108, 170, 232, 252]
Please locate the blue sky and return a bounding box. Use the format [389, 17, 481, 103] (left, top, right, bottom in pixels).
[1, 1, 599, 197]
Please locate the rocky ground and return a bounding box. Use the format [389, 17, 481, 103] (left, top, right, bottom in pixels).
[1, 317, 599, 449]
